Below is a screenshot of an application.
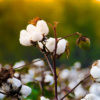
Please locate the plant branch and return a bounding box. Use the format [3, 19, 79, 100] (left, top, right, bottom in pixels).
[59, 32, 81, 40]
[60, 74, 91, 100]
[44, 54, 54, 75]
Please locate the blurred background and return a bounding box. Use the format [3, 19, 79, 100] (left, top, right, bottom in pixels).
[0, 0, 100, 67]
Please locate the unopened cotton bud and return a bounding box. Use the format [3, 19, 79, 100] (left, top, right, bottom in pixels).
[36, 20, 49, 35]
[7, 77, 22, 90]
[76, 36, 90, 50]
[90, 66, 100, 82]
[33, 59, 44, 67]
[44, 74, 54, 85]
[45, 38, 55, 53]
[56, 39, 68, 55]
[60, 69, 70, 79]
[20, 85, 31, 98]
[40, 96, 49, 100]
[81, 94, 99, 100]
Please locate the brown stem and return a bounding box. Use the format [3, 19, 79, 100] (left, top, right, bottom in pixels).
[59, 32, 81, 40]
[0, 91, 7, 95]
[53, 26, 58, 100]
[60, 74, 91, 100]
[44, 54, 54, 75]
[14, 58, 45, 69]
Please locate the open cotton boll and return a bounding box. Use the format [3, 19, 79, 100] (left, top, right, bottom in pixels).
[74, 85, 86, 99]
[2, 83, 10, 92]
[13, 61, 25, 69]
[36, 20, 49, 36]
[74, 61, 81, 69]
[7, 77, 22, 90]
[45, 38, 55, 53]
[19, 30, 32, 46]
[89, 83, 100, 97]
[90, 66, 100, 82]
[40, 96, 49, 100]
[44, 74, 54, 85]
[97, 60, 100, 68]
[81, 94, 99, 100]
[38, 42, 43, 50]
[33, 58, 44, 67]
[20, 85, 31, 98]
[31, 31, 43, 42]
[59, 69, 70, 79]
[56, 39, 68, 55]
[26, 24, 36, 33]
[0, 93, 5, 100]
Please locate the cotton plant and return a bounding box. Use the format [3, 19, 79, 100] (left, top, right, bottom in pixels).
[0, 17, 94, 100]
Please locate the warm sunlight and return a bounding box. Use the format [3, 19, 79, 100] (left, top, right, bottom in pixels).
[24, 0, 55, 2]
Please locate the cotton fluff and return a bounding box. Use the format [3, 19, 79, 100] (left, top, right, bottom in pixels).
[19, 30, 32, 46]
[20, 85, 31, 98]
[89, 83, 100, 97]
[59, 69, 70, 79]
[20, 20, 49, 46]
[74, 61, 81, 69]
[56, 39, 68, 55]
[13, 61, 25, 69]
[36, 20, 49, 35]
[44, 74, 54, 85]
[33, 58, 44, 67]
[40, 96, 49, 100]
[90, 66, 100, 82]
[7, 77, 22, 90]
[2, 83, 10, 92]
[0, 93, 5, 100]
[45, 38, 55, 52]
[74, 85, 86, 99]
[81, 94, 99, 100]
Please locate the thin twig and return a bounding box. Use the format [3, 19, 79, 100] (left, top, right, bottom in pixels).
[44, 54, 54, 75]
[59, 32, 80, 40]
[60, 74, 91, 100]
[14, 58, 45, 69]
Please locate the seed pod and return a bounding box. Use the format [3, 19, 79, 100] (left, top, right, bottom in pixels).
[76, 36, 90, 50]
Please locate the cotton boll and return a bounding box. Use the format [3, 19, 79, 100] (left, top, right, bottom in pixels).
[97, 60, 100, 68]
[38, 42, 43, 50]
[90, 66, 100, 82]
[14, 72, 19, 77]
[19, 30, 32, 46]
[74, 61, 81, 69]
[44, 74, 54, 85]
[81, 94, 98, 100]
[26, 24, 36, 33]
[40, 96, 49, 100]
[31, 31, 43, 42]
[59, 69, 70, 79]
[20, 85, 31, 98]
[45, 38, 55, 53]
[2, 83, 10, 92]
[0, 93, 5, 100]
[89, 83, 100, 97]
[33, 59, 44, 67]
[36, 20, 49, 35]
[13, 61, 25, 69]
[56, 39, 68, 55]
[7, 77, 22, 91]
[28, 68, 35, 78]
[74, 85, 86, 99]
